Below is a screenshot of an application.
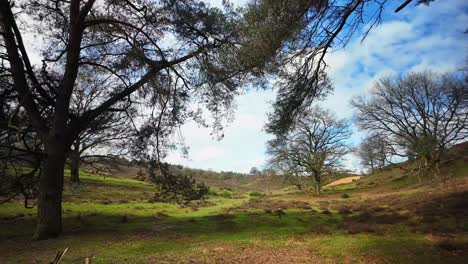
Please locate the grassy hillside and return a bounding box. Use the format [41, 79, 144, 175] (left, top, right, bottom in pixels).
[0, 145, 467, 263]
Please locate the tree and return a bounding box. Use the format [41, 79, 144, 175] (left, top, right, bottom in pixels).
[352, 71, 467, 179]
[267, 107, 351, 195]
[0, 0, 277, 239]
[356, 133, 390, 174]
[67, 72, 137, 182]
[249, 166, 260, 175]
[249, 0, 436, 137]
[261, 168, 276, 177]
[68, 111, 133, 182]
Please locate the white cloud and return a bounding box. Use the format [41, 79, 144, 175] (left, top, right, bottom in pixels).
[170, 0, 467, 173]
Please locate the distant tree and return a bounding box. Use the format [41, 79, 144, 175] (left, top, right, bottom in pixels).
[261, 168, 277, 177]
[249, 166, 260, 175]
[68, 111, 133, 182]
[67, 72, 136, 182]
[268, 107, 351, 195]
[352, 71, 467, 179]
[356, 133, 391, 174]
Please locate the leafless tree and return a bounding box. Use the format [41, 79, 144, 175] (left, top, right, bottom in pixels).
[67, 72, 136, 182]
[356, 133, 391, 174]
[267, 107, 351, 195]
[352, 71, 468, 179]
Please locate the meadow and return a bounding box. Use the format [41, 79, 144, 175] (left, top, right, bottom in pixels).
[1, 157, 468, 264]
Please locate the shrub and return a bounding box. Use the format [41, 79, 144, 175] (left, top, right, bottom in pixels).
[249, 191, 265, 197]
[133, 169, 146, 181]
[341, 193, 350, 199]
[219, 190, 232, 198]
[249, 196, 262, 202]
[209, 189, 232, 198]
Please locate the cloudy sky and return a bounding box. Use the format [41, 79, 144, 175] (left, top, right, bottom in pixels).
[166, 0, 468, 173]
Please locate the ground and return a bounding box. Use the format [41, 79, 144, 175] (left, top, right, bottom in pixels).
[1, 159, 468, 263]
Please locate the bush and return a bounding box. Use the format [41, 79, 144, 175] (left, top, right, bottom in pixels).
[133, 169, 146, 181]
[208, 189, 232, 198]
[218, 190, 232, 198]
[249, 191, 265, 197]
[341, 193, 350, 199]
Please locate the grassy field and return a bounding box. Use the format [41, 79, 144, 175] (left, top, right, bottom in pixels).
[1, 162, 468, 263]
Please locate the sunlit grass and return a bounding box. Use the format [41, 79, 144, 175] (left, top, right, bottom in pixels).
[1, 167, 467, 263]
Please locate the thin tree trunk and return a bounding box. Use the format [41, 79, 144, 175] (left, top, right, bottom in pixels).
[314, 174, 321, 196]
[70, 151, 80, 183]
[432, 159, 441, 180]
[70, 140, 80, 183]
[34, 139, 66, 240]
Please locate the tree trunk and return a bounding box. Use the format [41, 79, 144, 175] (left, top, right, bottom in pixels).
[70, 152, 80, 183]
[34, 140, 66, 240]
[314, 174, 321, 196]
[432, 159, 441, 179]
[311, 173, 321, 196]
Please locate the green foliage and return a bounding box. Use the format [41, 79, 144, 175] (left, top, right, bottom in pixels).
[209, 189, 232, 198]
[249, 191, 266, 197]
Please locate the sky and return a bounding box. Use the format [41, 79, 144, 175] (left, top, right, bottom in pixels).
[18, 0, 467, 173]
[166, 0, 468, 173]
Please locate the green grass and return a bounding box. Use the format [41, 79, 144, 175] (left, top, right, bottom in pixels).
[1, 168, 467, 263]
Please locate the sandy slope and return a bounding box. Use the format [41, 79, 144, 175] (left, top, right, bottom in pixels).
[325, 176, 361, 187]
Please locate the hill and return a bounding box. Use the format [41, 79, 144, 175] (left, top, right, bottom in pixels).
[0, 143, 467, 263]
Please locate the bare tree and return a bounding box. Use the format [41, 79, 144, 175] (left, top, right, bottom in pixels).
[267, 107, 351, 195]
[68, 111, 134, 182]
[63, 70, 137, 182]
[352, 71, 468, 179]
[356, 133, 391, 174]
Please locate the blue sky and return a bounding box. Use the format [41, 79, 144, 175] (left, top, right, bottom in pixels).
[166, 0, 468, 173]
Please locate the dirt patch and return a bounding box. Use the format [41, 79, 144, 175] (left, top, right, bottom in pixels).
[166, 244, 326, 264]
[201, 246, 318, 264]
[232, 198, 311, 211]
[148, 243, 388, 264]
